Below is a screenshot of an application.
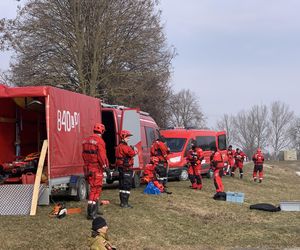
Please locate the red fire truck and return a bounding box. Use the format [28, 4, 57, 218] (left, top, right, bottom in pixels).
[0, 85, 159, 202]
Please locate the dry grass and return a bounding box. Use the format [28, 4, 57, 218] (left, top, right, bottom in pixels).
[0, 161, 300, 250]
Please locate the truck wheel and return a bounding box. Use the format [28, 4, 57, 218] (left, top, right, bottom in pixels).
[106, 179, 114, 184]
[179, 168, 189, 181]
[75, 177, 87, 201]
[206, 169, 214, 179]
[132, 172, 141, 188]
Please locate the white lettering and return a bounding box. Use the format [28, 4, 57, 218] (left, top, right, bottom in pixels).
[57, 109, 80, 132]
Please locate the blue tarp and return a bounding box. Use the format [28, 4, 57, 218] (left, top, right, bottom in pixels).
[143, 182, 161, 195]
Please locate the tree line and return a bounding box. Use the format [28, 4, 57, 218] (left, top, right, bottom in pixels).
[216, 101, 297, 159]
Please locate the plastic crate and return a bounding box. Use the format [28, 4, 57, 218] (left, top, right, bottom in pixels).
[226, 192, 244, 203]
[280, 201, 300, 211]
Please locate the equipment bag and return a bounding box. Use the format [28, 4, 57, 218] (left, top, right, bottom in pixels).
[213, 192, 226, 201]
[250, 203, 281, 212]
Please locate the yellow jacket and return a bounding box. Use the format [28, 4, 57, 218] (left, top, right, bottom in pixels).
[89, 232, 115, 250]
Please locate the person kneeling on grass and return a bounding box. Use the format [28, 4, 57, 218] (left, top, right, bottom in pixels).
[89, 216, 116, 250]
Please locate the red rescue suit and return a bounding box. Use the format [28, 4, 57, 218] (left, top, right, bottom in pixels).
[82, 134, 108, 202]
[227, 149, 235, 168]
[186, 148, 204, 189]
[116, 141, 136, 206]
[143, 163, 164, 192]
[252, 151, 265, 182]
[232, 150, 246, 178]
[150, 140, 170, 185]
[150, 140, 169, 164]
[211, 151, 224, 193]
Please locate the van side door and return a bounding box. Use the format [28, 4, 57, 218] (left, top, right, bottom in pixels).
[120, 109, 142, 169]
[196, 135, 217, 172]
[217, 132, 228, 162]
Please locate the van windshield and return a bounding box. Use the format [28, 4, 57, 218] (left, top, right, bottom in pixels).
[165, 138, 187, 153]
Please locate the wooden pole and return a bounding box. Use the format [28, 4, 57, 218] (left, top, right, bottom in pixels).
[30, 140, 48, 216]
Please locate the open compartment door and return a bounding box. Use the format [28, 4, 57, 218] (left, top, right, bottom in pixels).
[120, 109, 142, 168]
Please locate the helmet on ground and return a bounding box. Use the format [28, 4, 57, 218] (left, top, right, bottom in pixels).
[120, 130, 133, 139]
[94, 123, 105, 134]
[150, 156, 159, 164]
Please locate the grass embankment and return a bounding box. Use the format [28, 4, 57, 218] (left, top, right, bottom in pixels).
[0, 161, 299, 249]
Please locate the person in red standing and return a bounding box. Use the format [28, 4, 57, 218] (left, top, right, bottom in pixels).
[226, 145, 235, 176]
[252, 148, 265, 183]
[210, 147, 224, 193]
[115, 130, 137, 208]
[231, 148, 246, 179]
[82, 123, 109, 220]
[150, 136, 170, 187]
[186, 140, 204, 190]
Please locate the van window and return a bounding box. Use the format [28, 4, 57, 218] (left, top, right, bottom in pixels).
[196, 136, 216, 151]
[145, 127, 156, 147]
[218, 134, 227, 150]
[165, 138, 187, 153]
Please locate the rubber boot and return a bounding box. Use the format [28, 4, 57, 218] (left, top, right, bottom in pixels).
[123, 193, 133, 208]
[191, 183, 198, 189]
[259, 178, 262, 183]
[240, 173, 243, 179]
[95, 200, 103, 215]
[254, 177, 257, 182]
[119, 193, 125, 208]
[87, 204, 93, 220]
[197, 184, 202, 190]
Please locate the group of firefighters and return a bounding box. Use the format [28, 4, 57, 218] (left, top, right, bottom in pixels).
[82, 123, 265, 249]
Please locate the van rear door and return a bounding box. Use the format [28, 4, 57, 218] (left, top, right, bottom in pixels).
[120, 109, 142, 169]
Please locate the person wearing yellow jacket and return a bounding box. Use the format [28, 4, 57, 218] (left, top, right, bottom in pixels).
[89, 217, 116, 250]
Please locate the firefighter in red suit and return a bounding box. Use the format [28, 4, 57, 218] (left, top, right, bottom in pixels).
[150, 136, 170, 187]
[116, 130, 137, 208]
[226, 145, 235, 175]
[252, 148, 265, 183]
[186, 140, 204, 190]
[210, 147, 224, 193]
[231, 148, 246, 179]
[143, 156, 165, 193]
[82, 123, 109, 220]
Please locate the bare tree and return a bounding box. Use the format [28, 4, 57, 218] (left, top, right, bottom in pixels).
[269, 101, 294, 159]
[168, 89, 205, 128]
[249, 104, 270, 149]
[0, 0, 175, 127]
[216, 114, 234, 146]
[232, 110, 256, 157]
[288, 117, 300, 154]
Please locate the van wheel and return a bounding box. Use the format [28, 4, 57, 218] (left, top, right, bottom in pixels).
[75, 177, 87, 201]
[179, 168, 189, 181]
[132, 172, 141, 188]
[206, 169, 213, 179]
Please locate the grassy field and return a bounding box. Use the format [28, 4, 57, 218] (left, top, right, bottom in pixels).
[0, 161, 300, 250]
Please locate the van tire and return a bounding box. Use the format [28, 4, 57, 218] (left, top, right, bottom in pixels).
[206, 169, 214, 179]
[75, 177, 87, 201]
[178, 168, 189, 181]
[132, 172, 141, 188]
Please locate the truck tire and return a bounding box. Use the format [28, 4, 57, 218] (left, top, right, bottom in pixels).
[106, 179, 114, 185]
[74, 177, 88, 201]
[178, 168, 189, 181]
[132, 172, 141, 188]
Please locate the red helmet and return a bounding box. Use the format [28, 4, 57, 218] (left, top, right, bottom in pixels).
[120, 130, 132, 139]
[93, 123, 105, 134]
[150, 156, 159, 164]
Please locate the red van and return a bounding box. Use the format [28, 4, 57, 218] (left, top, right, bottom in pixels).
[160, 128, 228, 181]
[101, 104, 159, 187]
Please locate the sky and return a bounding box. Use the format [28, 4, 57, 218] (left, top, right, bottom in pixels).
[1, 1, 300, 127]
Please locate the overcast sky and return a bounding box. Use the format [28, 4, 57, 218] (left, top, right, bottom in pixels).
[1, 1, 300, 127]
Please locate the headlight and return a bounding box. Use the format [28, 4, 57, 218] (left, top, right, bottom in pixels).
[169, 156, 182, 163]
